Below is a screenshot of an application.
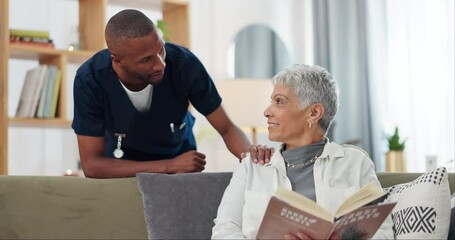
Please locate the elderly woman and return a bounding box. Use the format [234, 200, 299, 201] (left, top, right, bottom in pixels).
[211, 64, 393, 239]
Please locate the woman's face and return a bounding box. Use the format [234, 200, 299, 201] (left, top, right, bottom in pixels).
[264, 84, 311, 150]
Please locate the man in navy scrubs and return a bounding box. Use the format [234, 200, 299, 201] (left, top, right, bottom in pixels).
[72, 9, 253, 178]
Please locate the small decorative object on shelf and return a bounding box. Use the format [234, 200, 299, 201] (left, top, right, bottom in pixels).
[67, 25, 81, 51]
[64, 169, 79, 176]
[386, 126, 407, 172]
[64, 160, 84, 177]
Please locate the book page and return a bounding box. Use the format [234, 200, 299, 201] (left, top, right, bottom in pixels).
[275, 187, 332, 222]
[335, 181, 388, 218]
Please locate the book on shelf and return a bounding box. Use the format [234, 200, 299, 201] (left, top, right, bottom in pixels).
[29, 65, 49, 118]
[49, 69, 62, 118]
[10, 28, 54, 48]
[10, 29, 50, 39]
[10, 35, 52, 43]
[9, 39, 55, 48]
[36, 66, 51, 118]
[43, 67, 61, 118]
[15, 68, 38, 118]
[36, 65, 57, 118]
[9, 41, 55, 48]
[256, 182, 396, 240]
[15, 65, 48, 118]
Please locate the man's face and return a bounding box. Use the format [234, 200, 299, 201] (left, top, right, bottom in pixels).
[113, 31, 166, 86]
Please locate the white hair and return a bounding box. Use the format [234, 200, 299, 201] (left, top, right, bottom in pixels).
[272, 64, 339, 132]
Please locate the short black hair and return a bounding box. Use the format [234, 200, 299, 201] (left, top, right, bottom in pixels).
[105, 9, 155, 41]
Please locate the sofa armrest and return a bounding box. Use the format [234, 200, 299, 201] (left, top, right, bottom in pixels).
[0, 176, 147, 239]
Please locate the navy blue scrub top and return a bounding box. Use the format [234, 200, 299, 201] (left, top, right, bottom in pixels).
[72, 43, 221, 161]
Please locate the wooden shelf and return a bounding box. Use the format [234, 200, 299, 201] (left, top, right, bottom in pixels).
[9, 44, 96, 63]
[9, 117, 71, 128]
[109, 0, 162, 9]
[163, 0, 188, 11]
[163, 0, 189, 48]
[1, 0, 9, 175]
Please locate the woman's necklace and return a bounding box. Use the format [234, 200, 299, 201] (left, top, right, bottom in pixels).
[284, 148, 324, 169]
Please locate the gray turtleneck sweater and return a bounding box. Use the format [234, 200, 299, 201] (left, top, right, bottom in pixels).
[281, 138, 326, 201]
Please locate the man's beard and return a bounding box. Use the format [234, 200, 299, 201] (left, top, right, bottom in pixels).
[125, 68, 163, 86]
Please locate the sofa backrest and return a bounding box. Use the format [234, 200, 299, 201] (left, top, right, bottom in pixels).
[0, 172, 453, 239]
[377, 172, 455, 193]
[0, 176, 148, 239]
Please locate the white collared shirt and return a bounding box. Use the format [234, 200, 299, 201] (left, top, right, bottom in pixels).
[212, 140, 394, 239]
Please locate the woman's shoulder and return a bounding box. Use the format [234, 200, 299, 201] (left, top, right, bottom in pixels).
[241, 156, 266, 168]
[341, 143, 370, 157]
[325, 141, 370, 159]
[239, 155, 281, 173]
[324, 142, 375, 172]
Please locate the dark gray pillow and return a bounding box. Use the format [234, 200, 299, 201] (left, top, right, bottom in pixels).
[136, 172, 233, 239]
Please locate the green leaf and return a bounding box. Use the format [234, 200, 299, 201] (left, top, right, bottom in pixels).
[387, 126, 406, 150]
[157, 19, 169, 41]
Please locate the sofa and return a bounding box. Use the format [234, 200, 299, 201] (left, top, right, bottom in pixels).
[0, 171, 453, 239]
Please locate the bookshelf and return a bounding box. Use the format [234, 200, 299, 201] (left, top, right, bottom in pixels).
[0, 0, 190, 175]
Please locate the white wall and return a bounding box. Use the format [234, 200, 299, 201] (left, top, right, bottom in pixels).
[190, 0, 313, 80]
[189, 0, 314, 171]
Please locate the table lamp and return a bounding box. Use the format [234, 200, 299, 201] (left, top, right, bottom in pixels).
[216, 79, 274, 144]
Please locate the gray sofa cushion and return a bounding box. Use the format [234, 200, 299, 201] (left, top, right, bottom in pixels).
[136, 172, 233, 239]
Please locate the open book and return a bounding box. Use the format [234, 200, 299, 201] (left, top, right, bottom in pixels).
[256, 182, 396, 240]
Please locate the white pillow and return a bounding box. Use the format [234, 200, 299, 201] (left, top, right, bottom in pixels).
[384, 167, 451, 239]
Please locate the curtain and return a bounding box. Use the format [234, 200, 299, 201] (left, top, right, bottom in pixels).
[312, 0, 454, 172]
[312, 0, 381, 167]
[379, 0, 454, 172]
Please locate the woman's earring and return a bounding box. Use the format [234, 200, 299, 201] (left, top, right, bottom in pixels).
[308, 121, 312, 129]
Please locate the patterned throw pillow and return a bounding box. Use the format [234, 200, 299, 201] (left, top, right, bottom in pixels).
[384, 167, 451, 239]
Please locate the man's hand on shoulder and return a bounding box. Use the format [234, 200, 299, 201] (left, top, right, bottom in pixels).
[241, 144, 275, 165]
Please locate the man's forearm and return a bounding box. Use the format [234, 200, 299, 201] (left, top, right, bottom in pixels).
[81, 156, 171, 178]
[222, 126, 251, 159]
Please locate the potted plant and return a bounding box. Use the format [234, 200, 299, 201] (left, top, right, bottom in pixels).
[157, 20, 170, 41]
[386, 126, 407, 172]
